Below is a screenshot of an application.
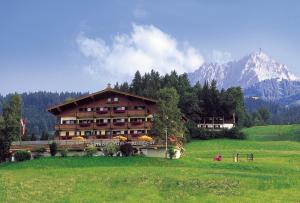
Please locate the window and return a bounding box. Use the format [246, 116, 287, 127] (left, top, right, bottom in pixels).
[114, 97, 119, 102]
[63, 120, 76, 124]
[135, 106, 145, 110]
[107, 98, 112, 102]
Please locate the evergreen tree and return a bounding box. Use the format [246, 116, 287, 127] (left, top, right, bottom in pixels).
[130, 71, 143, 95]
[152, 88, 186, 139]
[119, 82, 130, 92]
[30, 133, 37, 141]
[0, 94, 22, 162]
[40, 131, 49, 140]
[258, 107, 270, 124]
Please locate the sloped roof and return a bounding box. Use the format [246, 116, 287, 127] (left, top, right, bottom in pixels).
[47, 87, 157, 114]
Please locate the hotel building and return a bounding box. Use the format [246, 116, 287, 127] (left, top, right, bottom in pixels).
[48, 85, 157, 140]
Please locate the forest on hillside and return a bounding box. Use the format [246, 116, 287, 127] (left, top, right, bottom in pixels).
[0, 92, 86, 139]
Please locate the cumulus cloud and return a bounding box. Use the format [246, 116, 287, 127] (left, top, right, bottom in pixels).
[210, 50, 232, 64]
[77, 24, 204, 81]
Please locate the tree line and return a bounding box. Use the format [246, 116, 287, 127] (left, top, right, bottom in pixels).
[115, 70, 246, 126]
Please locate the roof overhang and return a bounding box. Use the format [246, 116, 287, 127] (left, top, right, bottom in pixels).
[47, 88, 157, 115]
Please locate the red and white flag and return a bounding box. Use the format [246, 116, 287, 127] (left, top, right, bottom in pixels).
[20, 118, 26, 136]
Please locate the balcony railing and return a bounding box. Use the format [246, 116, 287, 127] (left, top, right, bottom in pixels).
[77, 112, 94, 118]
[79, 123, 91, 127]
[113, 121, 126, 126]
[96, 110, 109, 114]
[130, 120, 143, 125]
[127, 110, 146, 116]
[114, 109, 126, 113]
[96, 123, 109, 127]
[55, 124, 77, 130]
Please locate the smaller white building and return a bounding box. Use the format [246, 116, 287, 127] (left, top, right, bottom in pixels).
[197, 116, 235, 130]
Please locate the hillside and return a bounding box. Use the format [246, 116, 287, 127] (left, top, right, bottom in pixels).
[0, 92, 86, 137]
[1, 125, 300, 202]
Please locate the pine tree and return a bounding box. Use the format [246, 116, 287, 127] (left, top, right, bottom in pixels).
[0, 94, 22, 162]
[130, 71, 143, 95]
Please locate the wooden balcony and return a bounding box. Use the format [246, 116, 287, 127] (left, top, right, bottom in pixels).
[114, 109, 126, 114]
[96, 110, 109, 114]
[128, 122, 144, 129]
[131, 120, 143, 125]
[55, 124, 77, 130]
[96, 123, 109, 127]
[113, 121, 126, 126]
[111, 122, 128, 129]
[77, 112, 94, 118]
[79, 123, 92, 128]
[127, 110, 146, 117]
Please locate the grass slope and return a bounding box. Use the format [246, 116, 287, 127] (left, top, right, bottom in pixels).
[243, 124, 300, 141]
[1, 125, 300, 202]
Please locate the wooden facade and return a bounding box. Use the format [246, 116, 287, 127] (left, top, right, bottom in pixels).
[48, 86, 157, 140]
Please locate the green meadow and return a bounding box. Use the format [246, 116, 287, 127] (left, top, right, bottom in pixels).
[1, 125, 300, 202]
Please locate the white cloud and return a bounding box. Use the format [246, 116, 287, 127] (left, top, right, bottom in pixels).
[76, 24, 204, 81]
[210, 50, 232, 64]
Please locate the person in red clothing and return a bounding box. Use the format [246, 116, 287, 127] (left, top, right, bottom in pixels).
[214, 154, 222, 161]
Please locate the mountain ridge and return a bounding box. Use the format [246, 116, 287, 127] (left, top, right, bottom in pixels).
[188, 51, 298, 89]
[187, 51, 299, 102]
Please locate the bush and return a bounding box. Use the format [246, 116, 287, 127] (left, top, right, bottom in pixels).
[14, 150, 31, 162]
[60, 148, 68, 157]
[189, 123, 245, 140]
[86, 145, 97, 156]
[225, 127, 246, 139]
[120, 143, 133, 157]
[49, 142, 57, 157]
[167, 146, 176, 160]
[103, 142, 118, 156]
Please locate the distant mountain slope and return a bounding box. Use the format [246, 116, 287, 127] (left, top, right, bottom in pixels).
[188, 51, 298, 89]
[188, 50, 299, 102]
[244, 79, 300, 101]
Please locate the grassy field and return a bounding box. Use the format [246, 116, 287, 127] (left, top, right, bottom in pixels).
[1, 125, 300, 202]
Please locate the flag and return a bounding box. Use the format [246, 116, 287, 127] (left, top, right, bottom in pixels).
[20, 118, 26, 136]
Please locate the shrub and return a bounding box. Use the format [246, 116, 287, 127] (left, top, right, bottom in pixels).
[60, 148, 68, 157]
[167, 146, 176, 160]
[86, 145, 97, 156]
[14, 150, 31, 162]
[103, 142, 118, 156]
[49, 142, 57, 157]
[226, 127, 246, 139]
[120, 143, 133, 157]
[189, 123, 245, 140]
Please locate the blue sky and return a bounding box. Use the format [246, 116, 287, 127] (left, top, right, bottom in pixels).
[0, 0, 300, 95]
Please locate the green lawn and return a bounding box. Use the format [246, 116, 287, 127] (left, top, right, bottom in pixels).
[1, 125, 300, 202]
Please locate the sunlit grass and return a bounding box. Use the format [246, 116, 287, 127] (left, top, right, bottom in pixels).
[1, 125, 300, 202]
